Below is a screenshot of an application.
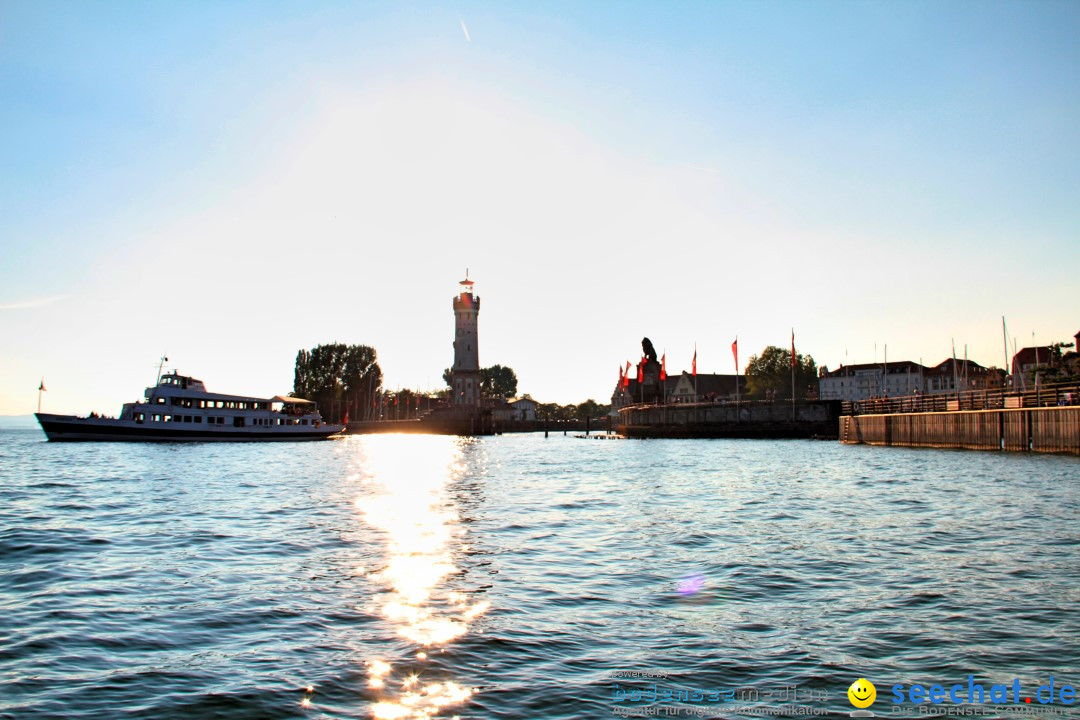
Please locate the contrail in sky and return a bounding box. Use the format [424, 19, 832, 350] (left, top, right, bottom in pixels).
[460, 18, 472, 43]
[0, 295, 67, 310]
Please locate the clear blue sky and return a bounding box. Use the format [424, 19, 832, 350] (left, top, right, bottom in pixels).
[2, 1, 1078, 414]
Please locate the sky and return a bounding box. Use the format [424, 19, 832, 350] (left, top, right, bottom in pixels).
[1, 1, 1078, 415]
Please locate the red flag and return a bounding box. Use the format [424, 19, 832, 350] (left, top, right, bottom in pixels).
[343, 409, 350, 424]
[660, 353, 667, 381]
[692, 347, 697, 377]
[731, 338, 738, 374]
[636, 357, 644, 383]
[791, 329, 796, 368]
[623, 361, 631, 388]
[618, 365, 624, 387]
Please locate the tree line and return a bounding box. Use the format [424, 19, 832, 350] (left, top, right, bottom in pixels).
[442, 364, 519, 399]
[293, 343, 381, 423]
[744, 345, 819, 400]
[293, 343, 612, 423]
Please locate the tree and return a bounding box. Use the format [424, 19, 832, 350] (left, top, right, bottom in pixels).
[745, 345, 818, 400]
[293, 343, 382, 423]
[443, 365, 519, 399]
[480, 364, 518, 399]
[537, 402, 573, 421]
[1031, 342, 1080, 385]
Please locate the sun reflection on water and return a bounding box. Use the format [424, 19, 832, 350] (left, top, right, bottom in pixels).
[353, 435, 486, 718]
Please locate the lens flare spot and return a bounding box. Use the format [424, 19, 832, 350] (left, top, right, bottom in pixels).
[677, 573, 706, 595]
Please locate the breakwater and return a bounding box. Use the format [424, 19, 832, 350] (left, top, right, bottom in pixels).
[617, 401, 842, 439]
[345, 417, 598, 436]
[346, 414, 493, 435]
[840, 406, 1080, 455]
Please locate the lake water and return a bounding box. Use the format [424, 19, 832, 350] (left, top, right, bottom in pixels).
[1, 429, 1078, 719]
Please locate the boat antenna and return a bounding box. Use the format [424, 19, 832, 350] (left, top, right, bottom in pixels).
[156, 355, 169, 385]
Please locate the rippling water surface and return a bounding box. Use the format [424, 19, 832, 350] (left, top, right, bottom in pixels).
[1, 430, 1077, 719]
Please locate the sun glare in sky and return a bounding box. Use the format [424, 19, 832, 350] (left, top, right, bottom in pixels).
[1, 2, 1077, 415]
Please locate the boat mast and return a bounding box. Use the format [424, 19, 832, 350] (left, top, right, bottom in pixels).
[155, 355, 168, 385]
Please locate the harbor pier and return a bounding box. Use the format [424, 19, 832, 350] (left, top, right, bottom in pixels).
[617, 400, 842, 439]
[839, 382, 1080, 455]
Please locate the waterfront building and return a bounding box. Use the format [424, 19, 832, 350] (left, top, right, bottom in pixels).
[509, 397, 538, 421]
[924, 358, 1004, 394]
[451, 276, 481, 407]
[820, 358, 1006, 400]
[1011, 345, 1059, 388]
[818, 361, 925, 401]
[611, 371, 745, 410]
[489, 398, 514, 422]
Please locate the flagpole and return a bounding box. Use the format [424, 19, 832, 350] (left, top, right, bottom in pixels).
[733, 336, 740, 407]
[37, 378, 45, 414]
[1002, 316, 1011, 385]
[791, 329, 796, 420]
[952, 339, 959, 393]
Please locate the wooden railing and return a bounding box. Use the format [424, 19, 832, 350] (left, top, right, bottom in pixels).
[841, 380, 1080, 416]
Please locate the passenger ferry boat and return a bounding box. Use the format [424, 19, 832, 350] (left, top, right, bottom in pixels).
[36, 371, 344, 442]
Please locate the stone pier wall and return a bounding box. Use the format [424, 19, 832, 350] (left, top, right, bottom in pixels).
[617, 401, 841, 439]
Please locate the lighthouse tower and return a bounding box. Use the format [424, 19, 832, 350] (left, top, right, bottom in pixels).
[451, 275, 481, 407]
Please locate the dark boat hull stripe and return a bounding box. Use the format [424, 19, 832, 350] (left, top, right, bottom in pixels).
[35, 417, 341, 442]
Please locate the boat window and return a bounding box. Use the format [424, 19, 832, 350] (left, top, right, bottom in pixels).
[301, 418, 308, 425]
[233, 417, 245, 428]
[184, 416, 192, 422]
[194, 416, 202, 424]
[157, 397, 165, 404]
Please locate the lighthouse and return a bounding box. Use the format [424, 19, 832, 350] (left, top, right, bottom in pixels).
[451, 274, 481, 406]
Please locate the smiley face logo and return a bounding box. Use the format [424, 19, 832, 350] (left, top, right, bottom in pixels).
[848, 678, 876, 708]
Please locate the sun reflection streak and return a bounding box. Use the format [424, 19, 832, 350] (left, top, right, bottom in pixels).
[354, 436, 486, 718]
